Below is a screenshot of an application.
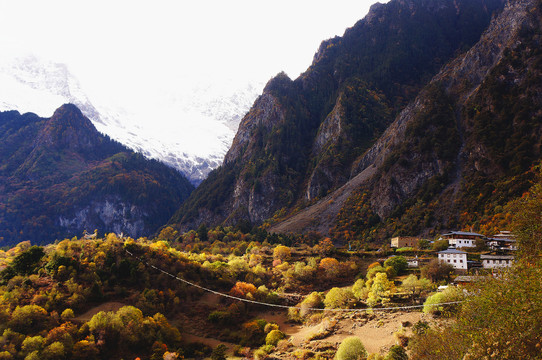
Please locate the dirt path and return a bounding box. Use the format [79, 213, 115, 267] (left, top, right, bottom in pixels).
[76, 298, 430, 357]
[324, 311, 424, 354]
[74, 301, 127, 322]
[256, 309, 426, 355]
[181, 332, 240, 358]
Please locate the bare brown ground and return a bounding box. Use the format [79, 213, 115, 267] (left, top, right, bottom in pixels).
[77, 295, 430, 358]
[256, 309, 426, 356]
[74, 301, 127, 322]
[269, 165, 377, 235]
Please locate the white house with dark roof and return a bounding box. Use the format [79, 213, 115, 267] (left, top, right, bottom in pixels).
[438, 248, 468, 270]
[439, 231, 485, 248]
[480, 254, 514, 269]
[486, 231, 517, 251]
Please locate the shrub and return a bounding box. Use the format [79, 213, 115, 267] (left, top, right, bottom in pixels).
[352, 278, 368, 300]
[366, 265, 386, 280]
[273, 245, 291, 261]
[254, 344, 274, 360]
[383, 256, 408, 276]
[335, 336, 367, 360]
[229, 282, 257, 299]
[207, 310, 232, 325]
[395, 247, 415, 252]
[431, 240, 449, 252]
[324, 287, 355, 309]
[21, 336, 45, 355]
[300, 292, 324, 317]
[423, 286, 464, 316]
[384, 345, 408, 360]
[412, 320, 430, 335]
[9, 305, 48, 333]
[60, 308, 74, 321]
[265, 329, 286, 346]
[421, 259, 454, 282]
[211, 344, 228, 360]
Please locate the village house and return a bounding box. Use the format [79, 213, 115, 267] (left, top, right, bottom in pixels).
[438, 248, 468, 270]
[390, 236, 420, 248]
[480, 254, 514, 269]
[486, 231, 517, 251]
[407, 257, 419, 268]
[439, 231, 485, 248]
[453, 275, 489, 286]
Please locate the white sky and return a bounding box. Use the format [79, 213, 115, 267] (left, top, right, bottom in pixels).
[0, 0, 387, 107]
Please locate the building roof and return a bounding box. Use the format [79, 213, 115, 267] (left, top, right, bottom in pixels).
[480, 254, 515, 260]
[487, 238, 516, 243]
[454, 275, 488, 283]
[441, 231, 484, 237]
[492, 231, 515, 238]
[438, 248, 467, 254]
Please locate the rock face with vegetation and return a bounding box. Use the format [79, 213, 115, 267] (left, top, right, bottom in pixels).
[329, 0, 542, 244]
[0, 104, 194, 245]
[171, 0, 507, 234]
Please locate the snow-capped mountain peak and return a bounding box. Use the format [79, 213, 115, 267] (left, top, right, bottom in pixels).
[0, 54, 262, 185]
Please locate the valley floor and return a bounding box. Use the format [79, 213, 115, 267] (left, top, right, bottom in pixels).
[171, 293, 431, 359]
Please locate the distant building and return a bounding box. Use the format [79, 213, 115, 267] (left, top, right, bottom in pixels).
[438, 248, 468, 270]
[486, 231, 517, 251]
[453, 275, 489, 285]
[407, 257, 419, 268]
[439, 231, 485, 248]
[481, 254, 514, 269]
[390, 236, 420, 248]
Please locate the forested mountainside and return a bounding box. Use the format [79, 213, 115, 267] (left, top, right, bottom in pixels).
[281, 0, 542, 245]
[0, 104, 194, 246]
[170, 0, 508, 235]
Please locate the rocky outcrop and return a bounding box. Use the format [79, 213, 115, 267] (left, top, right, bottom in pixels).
[306, 99, 345, 201]
[58, 196, 147, 238]
[225, 83, 288, 164]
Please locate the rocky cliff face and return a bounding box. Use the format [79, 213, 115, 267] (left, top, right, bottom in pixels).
[171, 0, 507, 233]
[270, 0, 542, 241]
[57, 196, 148, 238]
[224, 90, 286, 164]
[0, 104, 194, 245]
[360, 0, 541, 219]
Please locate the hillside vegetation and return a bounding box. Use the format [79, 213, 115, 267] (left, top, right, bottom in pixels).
[0, 104, 194, 246]
[171, 0, 506, 234]
[0, 166, 540, 359]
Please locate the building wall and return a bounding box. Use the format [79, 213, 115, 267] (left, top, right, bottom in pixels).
[391, 236, 419, 248]
[482, 258, 513, 269]
[438, 253, 468, 270]
[448, 238, 476, 248]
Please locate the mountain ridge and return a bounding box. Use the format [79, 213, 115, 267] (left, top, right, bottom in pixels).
[0, 104, 194, 245]
[170, 0, 508, 235]
[0, 55, 261, 185]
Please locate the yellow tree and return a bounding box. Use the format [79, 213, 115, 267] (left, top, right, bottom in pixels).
[273, 245, 291, 261]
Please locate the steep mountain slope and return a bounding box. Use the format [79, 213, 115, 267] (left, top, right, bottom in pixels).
[0, 55, 261, 185]
[274, 0, 542, 243]
[171, 0, 506, 231]
[0, 104, 194, 245]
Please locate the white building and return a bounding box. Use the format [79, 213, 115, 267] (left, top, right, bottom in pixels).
[438, 248, 468, 270]
[480, 254, 514, 269]
[486, 231, 517, 251]
[439, 231, 485, 248]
